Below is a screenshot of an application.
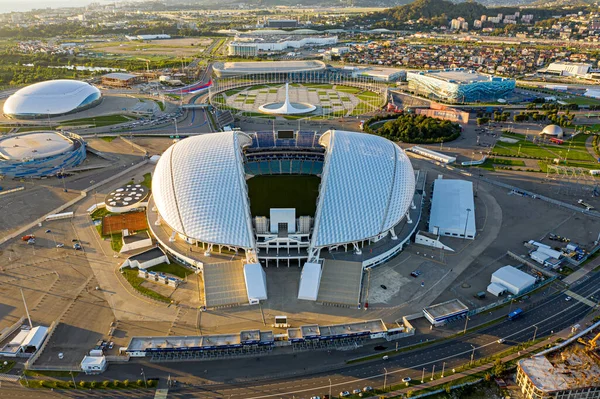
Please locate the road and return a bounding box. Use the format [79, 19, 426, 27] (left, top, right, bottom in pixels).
[7, 271, 591, 399]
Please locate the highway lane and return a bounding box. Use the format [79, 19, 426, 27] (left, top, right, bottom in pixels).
[3, 275, 597, 399]
[173, 273, 600, 399]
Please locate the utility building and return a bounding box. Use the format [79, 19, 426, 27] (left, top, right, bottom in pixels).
[428, 179, 475, 239]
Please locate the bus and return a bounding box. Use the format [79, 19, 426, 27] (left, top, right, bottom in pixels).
[507, 308, 523, 321]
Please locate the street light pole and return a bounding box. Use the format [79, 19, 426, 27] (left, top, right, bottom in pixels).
[463, 208, 472, 240]
[463, 315, 469, 334]
[532, 325, 539, 342]
[431, 365, 435, 381]
[441, 362, 446, 378]
[328, 378, 332, 399]
[141, 368, 147, 388]
[470, 345, 476, 366]
[421, 367, 425, 383]
[383, 368, 388, 391]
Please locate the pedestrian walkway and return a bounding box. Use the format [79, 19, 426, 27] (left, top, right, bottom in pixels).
[563, 257, 600, 285]
[565, 290, 597, 307]
[154, 388, 168, 399]
[378, 338, 555, 398]
[0, 373, 20, 382]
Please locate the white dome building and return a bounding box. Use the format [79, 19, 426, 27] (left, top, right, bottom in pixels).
[540, 124, 564, 138]
[3, 80, 102, 119]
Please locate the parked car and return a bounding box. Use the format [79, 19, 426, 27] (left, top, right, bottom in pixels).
[565, 296, 572, 301]
[402, 377, 411, 383]
[497, 338, 505, 344]
[45, 229, 51, 233]
[410, 270, 422, 278]
[362, 387, 373, 392]
[339, 392, 350, 397]
[352, 389, 361, 394]
[73, 243, 82, 250]
[56, 243, 64, 248]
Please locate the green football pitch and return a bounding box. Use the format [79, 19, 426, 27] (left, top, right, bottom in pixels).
[246, 175, 320, 217]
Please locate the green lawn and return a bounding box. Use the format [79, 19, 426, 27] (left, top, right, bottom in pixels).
[246, 175, 320, 217]
[334, 86, 361, 94]
[147, 263, 194, 279]
[90, 207, 112, 221]
[493, 158, 526, 166]
[24, 370, 79, 378]
[303, 83, 333, 89]
[351, 102, 375, 116]
[100, 136, 117, 142]
[0, 360, 15, 373]
[59, 115, 132, 127]
[121, 268, 172, 303]
[153, 99, 165, 111]
[141, 173, 152, 189]
[564, 96, 600, 106]
[245, 100, 256, 105]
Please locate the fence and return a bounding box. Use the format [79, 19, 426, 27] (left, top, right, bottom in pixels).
[24, 321, 57, 369]
[0, 316, 25, 343]
[469, 275, 557, 316]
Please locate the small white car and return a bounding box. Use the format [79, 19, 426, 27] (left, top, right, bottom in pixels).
[565, 296, 572, 301]
[340, 391, 350, 397]
[497, 338, 505, 344]
[402, 377, 412, 383]
[56, 243, 64, 248]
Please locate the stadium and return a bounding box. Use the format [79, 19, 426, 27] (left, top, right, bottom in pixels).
[3, 80, 102, 119]
[209, 61, 388, 119]
[0, 131, 86, 178]
[147, 129, 423, 307]
[407, 69, 516, 103]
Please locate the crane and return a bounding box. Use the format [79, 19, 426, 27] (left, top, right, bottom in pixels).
[578, 331, 600, 350]
[136, 58, 151, 73]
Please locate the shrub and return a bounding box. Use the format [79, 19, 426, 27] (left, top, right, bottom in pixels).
[102, 380, 110, 388]
[147, 379, 156, 388]
[113, 380, 120, 388]
[90, 381, 97, 388]
[137, 379, 144, 387]
[79, 381, 87, 388]
[123, 379, 129, 387]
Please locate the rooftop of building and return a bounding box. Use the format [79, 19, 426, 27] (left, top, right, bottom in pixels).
[519, 346, 600, 393]
[0, 131, 74, 160]
[408, 69, 512, 84]
[423, 299, 468, 319]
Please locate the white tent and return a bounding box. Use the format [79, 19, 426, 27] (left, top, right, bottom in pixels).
[491, 266, 536, 295]
[298, 262, 322, 301]
[243, 263, 267, 303]
[487, 282, 507, 297]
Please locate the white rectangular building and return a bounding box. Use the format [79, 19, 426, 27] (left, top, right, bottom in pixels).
[243, 263, 267, 304]
[298, 262, 322, 301]
[429, 179, 475, 239]
[491, 266, 536, 295]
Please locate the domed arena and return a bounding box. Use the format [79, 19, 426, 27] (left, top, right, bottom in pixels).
[147, 130, 421, 306]
[0, 131, 86, 178]
[3, 79, 102, 119]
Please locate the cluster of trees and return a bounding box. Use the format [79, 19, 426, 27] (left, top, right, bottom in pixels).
[354, 0, 590, 30]
[511, 109, 574, 127]
[28, 378, 156, 389]
[365, 113, 461, 143]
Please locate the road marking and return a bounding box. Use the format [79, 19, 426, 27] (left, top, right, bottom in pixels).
[565, 290, 596, 307]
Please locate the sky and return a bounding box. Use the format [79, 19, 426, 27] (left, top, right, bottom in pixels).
[0, 0, 111, 13]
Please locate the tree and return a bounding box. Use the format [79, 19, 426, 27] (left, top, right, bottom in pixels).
[113, 380, 121, 388]
[123, 379, 130, 387]
[406, 390, 414, 398]
[493, 359, 506, 376]
[90, 381, 97, 388]
[137, 379, 144, 387]
[102, 380, 110, 388]
[79, 381, 87, 388]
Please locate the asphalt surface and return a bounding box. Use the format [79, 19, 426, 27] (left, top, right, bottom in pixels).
[7, 272, 593, 399]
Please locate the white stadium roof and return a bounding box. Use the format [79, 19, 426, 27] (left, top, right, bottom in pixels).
[3, 79, 101, 117]
[213, 60, 326, 77]
[311, 130, 415, 248]
[152, 132, 255, 249]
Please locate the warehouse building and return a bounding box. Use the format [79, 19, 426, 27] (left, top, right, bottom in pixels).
[488, 265, 536, 296]
[428, 179, 475, 239]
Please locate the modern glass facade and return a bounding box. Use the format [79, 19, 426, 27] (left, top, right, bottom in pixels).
[407, 70, 516, 103]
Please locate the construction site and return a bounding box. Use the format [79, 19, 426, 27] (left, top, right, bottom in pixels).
[516, 327, 600, 399]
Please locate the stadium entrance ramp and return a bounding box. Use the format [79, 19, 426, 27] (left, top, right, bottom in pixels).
[316, 259, 363, 306]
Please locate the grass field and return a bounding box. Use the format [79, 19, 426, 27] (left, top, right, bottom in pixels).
[147, 263, 193, 279]
[246, 175, 320, 217]
[122, 268, 172, 303]
[493, 133, 596, 162]
[59, 115, 133, 127]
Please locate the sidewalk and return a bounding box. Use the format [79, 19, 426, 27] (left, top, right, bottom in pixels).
[563, 256, 600, 285]
[377, 310, 598, 399]
[379, 338, 556, 399]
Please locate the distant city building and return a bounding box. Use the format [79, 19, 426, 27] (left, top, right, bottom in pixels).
[407, 68, 516, 103]
[266, 19, 298, 29]
[125, 34, 171, 41]
[227, 34, 337, 57]
[101, 72, 146, 87]
[543, 61, 592, 77]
